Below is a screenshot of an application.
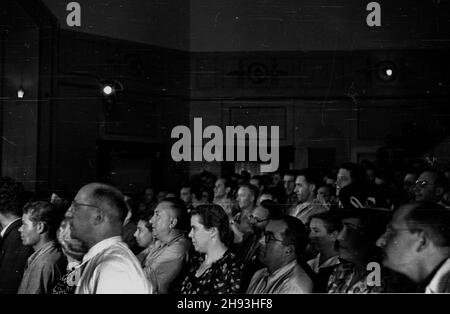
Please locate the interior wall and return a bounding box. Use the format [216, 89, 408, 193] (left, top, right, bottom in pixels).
[188, 49, 450, 172]
[52, 30, 190, 194]
[190, 0, 450, 52]
[0, 0, 39, 191]
[42, 0, 190, 51]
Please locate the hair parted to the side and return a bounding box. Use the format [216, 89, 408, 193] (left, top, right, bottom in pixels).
[308, 211, 343, 234]
[277, 215, 309, 257]
[405, 201, 450, 247]
[191, 204, 234, 247]
[23, 201, 64, 239]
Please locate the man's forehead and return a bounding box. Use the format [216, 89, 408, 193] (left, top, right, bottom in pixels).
[238, 187, 250, 194]
[266, 220, 287, 234]
[75, 185, 95, 201]
[22, 213, 32, 221]
[404, 173, 416, 182]
[318, 186, 329, 193]
[418, 171, 437, 183]
[310, 217, 325, 228]
[338, 169, 350, 176]
[155, 202, 172, 213]
[283, 175, 294, 181]
[392, 204, 414, 225]
[253, 206, 269, 217]
[342, 217, 362, 227]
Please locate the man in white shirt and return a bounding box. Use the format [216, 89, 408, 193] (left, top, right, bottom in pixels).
[66, 183, 154, 294]
[377, 201, 450, 293]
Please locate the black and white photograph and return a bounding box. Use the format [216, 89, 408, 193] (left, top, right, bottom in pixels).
[0, 0, 450, 301]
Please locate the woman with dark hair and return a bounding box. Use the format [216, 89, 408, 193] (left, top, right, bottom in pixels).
[180, 204, 243, 294]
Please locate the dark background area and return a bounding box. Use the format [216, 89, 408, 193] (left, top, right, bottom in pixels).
[0, 0, 449, 195]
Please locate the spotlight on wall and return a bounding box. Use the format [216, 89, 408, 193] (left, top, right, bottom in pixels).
[100, 80, 124, 96]
[102, 85, 114, 96]
[100, 80, 124, 106]
[17, 87, 25, 99]
[376, 61, 398, 82]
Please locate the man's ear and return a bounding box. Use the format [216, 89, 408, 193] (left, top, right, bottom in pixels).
[37, 221, 47, 234]
[330, 230, 339, 241]
[170, 217, 178, 230]
[210, 226, 219, 239]
[310, 183, 316, 194]
[225, 187, 231, 195]
[285, 243, 295, 257]
[435, 186, 444, 197]
[416, 230, 430, 253]
[93, 208, 106, 225]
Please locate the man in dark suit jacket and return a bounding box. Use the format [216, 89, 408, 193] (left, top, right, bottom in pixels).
[0, 177, 33, 294]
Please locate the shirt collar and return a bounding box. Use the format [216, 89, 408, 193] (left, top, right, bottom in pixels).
[158, 231, 185, 246]
[267, 259, 297, 278]
[426, 258, 450, 293]
[28, 240, 58, 265]
[82, 236, 122, 263]
[318, 254, 340, 269]
[0, 217, 21, 237]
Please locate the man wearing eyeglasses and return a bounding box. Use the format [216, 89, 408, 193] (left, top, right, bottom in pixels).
[238, 200, 283, 291]
[246, 216, 313, 294]
[66, 183, 154, 294]
[377, 201, 450, 293]
[414, 170, 447, 204]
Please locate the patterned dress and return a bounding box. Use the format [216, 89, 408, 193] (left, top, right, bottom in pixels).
[180, 250, 243, 294]
[327, 262, 385, 293]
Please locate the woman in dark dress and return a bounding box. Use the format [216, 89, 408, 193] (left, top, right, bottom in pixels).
[180, 204, 243, 294]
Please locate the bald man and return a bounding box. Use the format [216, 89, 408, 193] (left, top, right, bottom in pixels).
[66, 183, 153, 294]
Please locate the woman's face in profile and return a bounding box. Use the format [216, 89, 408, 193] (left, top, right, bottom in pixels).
[188, 215, 212, 253]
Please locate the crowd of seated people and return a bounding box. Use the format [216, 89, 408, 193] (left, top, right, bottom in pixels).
[1, 158, 450, 294]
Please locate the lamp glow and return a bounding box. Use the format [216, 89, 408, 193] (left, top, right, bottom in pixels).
[17, 88, 25, 99]
[102, 85, 114, 96]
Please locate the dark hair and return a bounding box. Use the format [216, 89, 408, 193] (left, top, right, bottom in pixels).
[337, 208, 391, 244]
[318, 184, 336, 196]
[259, 200, 283, 220]
[404, 201, 450, 247]
[136, 206, 154, 231]
[340, 162, 364, 183]
[159, 197, 189, 231]
[278, 216, 309, 257]
[198, 187, 214, 203]
[297, 168, 320, 188]
[0, 177, 25, 216]
[218, 177, 238, 199]
[421, 170, 448, 192]
[23, 201, 63, 239]
[180, 184, 192, 191]
[309, 211, 342, 234]
[191, 204, 234, 247]
[283, 171, 297, 179]
[91, 185, 128, 224]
